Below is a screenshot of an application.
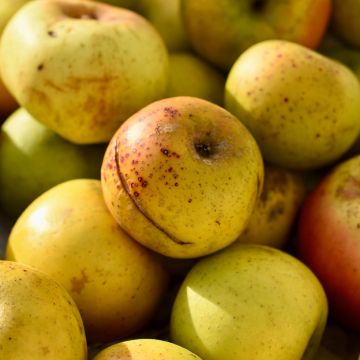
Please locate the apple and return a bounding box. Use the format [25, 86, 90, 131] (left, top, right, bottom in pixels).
[331, 0, 360, 47]
[235, 165, 306, 248]
[6, 179, 169, 343]
[181, 0, 332, 70]
[170, 243, 328, 360]
[166, 52, 225, 106]
[297, 154, 360, 331]
[0, 0, 169, 144]
[0, 107, 105, 219]
[0, 260, 87, 359]
[136, 0, 189, 51]
[92, 339, 203, 360]
[225, 40, 360, 170]
[101, 96, 264, 259]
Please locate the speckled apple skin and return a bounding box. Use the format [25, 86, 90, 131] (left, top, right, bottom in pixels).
[297, 155, 360, 330]
[101, 96, 264, 258]
[225, 40, 360, 170]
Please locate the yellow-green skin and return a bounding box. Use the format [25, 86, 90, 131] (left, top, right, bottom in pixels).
[0, 260, 87, 360]
[170, 244, 328, 360]
[167, 52, 225, 106]
[93, 339, 203, 360]
[101, 96, 264, 258]
[225, 40, 360, 170]
[0, 0, 30, 34]
[0, 108, 105, 219]
[6, 179, 169, 343]
[236, 165, 306, 248]
[0, 0, 169, 144]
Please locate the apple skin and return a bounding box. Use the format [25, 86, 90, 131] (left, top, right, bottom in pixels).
[0, 0, 169, 144]
[235, 165, 306, 248]
[167, 52, 225, 106]
[101, 96, 264, 259]
[92, 339, 203, 360]
[6, 179, 169, 343]
[182, 0, 331, 70]
[297, 155, 360, 331]
[170, 243, 328, 360]
[0, 108, 105, 219]
[225, 40, 360, 171]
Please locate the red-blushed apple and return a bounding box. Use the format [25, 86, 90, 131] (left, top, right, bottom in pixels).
[297, 155, 360, 330]
[101, 96, 264, 259]
[0, 0, 169, 144]
[182, 0, 332, 70]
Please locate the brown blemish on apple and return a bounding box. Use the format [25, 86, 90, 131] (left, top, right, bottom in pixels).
[336, 176, 360, 199]
[47, 30, 57, 37]
[163, 106, 178, 118]
[37, 64, 44, 71]
[70, 269, 89, 294]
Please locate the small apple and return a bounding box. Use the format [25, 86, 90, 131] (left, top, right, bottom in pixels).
[170, 243, 328, 360]
[166, 52, 225, 106]
[297, 155, 360, 331]
[92, 339, 203, 360]
[0, 108, 105, 219]
[181, 0, 332, 70]
[235, 165, 306, 248]
[0, 0, 169, 144]
[101, 96, 264, 259]
[225, 40, 360, 170]
[0, 260, 87, 360]
[6, 179, 169, 343]
[136, 0, 189, 51]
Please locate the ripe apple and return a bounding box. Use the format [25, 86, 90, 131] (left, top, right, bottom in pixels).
[92, 339, 203, 360]
[170, 243, 328, 360]
[331, 0, 360, 47]
[101, 96, 264, 259]
[6, 179, 169, 343]
[235, 165, 306, 248]
[0, 0, 169, 144]
[167, 52, 225, 106]
[297, 155, 360, 331]
[136, 0, 189, 51]
[0, 108, 105, 219]
[181, 0, 331, 70]
[225, 40, 360, 170]
[0, 260, 87, 360]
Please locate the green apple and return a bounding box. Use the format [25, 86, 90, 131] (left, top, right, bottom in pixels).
[0, 0, 169, 144]
[181, 0, 332, 70]
[225, 40, 360, 170]
[101, 96, 264, 259]
[93, 339, 203, 360]
[235, 165, 306, 248]
[331, 0, 360, 47]
[0, 108, 105, 219]
[0, 260, 87, 359]
[136, 0, 189, 51]
[167, 52, 225, 106]
[6, 179, 169, 343]
[170, 243, 328, 360]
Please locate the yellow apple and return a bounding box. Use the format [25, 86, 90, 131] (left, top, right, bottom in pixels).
[225, 40, 360, 170]
[0, 260, 87, 359]
[0, 0, 169, 144]
[170, 244, 328, 360]
[93, 339, 203, 360]
[101, 96, 264, 258]
[6, 179, 169, 343]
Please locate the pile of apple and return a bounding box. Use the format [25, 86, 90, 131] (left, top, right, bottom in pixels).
[1, 0, 360, 359]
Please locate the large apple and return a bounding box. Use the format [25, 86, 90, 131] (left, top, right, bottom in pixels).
[6, 179, 169, 343]
[297, 155, 360, 331]
[0, 108, 105, 219]
[181, 0, 332, 70]
[101, 96, 264, 258]
[170, 243, 328, 360]
[0, 0, 169, 144]
[225, 40, 360, 170]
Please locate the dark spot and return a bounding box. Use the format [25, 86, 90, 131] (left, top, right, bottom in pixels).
[174, 182, 179, 186]
[188, 199, 192, 203]
[195, 143, 213, 158]
[47, 30, 57, 37]
[283, 97, 289, 103]
[163, 106, 178, 117]
[141, 181, 148, 188]
[168, 167, 173, 172]
[161, 148, 171, 157]
[37, 63, 44, 71]
[215, 220, 221, 225]
[70, 270, 89, 295]
[267, 201, 285, 221]
[134, 191, 140, 197]
[251, 0, 266, 12]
